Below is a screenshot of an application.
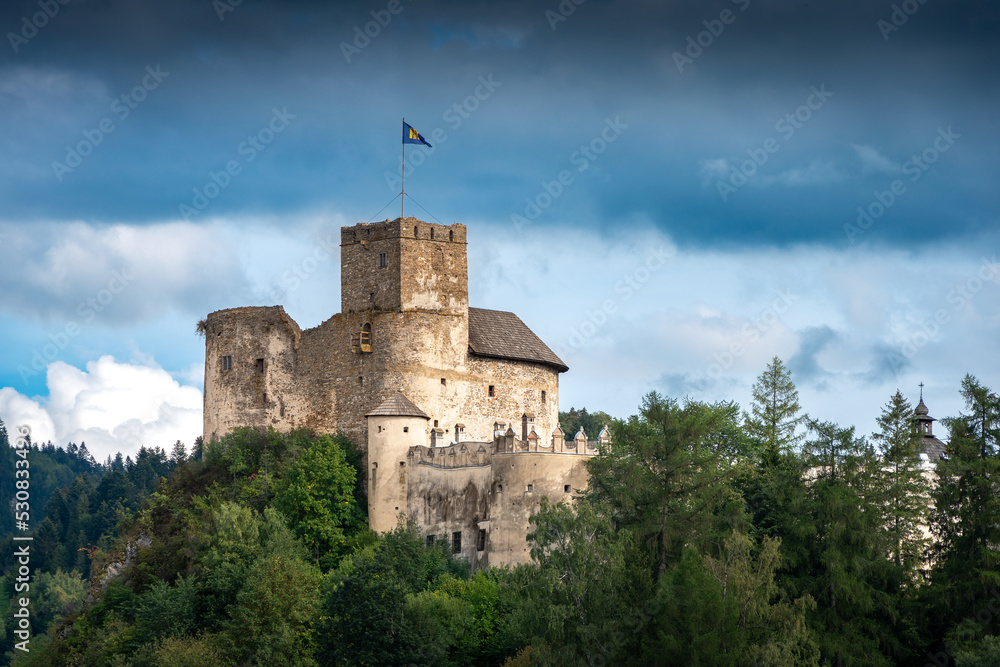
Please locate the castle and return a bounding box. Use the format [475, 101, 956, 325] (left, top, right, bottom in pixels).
[202, 217, 601, 567]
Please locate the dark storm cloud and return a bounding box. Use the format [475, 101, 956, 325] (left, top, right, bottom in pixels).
[0, 0, 997, 247]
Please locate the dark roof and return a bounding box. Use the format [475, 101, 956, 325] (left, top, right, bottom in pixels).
[920, 435, 947, 461]
[915, 398, 930, 417]
[366, 392, 430, 419]
[468, 307, 568, 372]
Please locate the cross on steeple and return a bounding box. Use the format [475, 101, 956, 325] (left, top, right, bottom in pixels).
[919, 381, 925, 400]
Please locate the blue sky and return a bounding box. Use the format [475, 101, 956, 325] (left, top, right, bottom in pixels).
[0, 0, 997, 459]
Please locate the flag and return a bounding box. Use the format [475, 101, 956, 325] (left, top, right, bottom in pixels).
[403, 121, 432, 148]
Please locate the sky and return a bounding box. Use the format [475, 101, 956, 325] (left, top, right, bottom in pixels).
[0, 0, 998, 461]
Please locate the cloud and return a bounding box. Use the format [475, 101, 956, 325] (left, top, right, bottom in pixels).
[0, 220, 252, 325]
[0, 355, 202, 461]
[851, 143, 899, 175]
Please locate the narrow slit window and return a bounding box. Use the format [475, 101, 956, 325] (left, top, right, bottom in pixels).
[441, 377, 446, 385]
[221, 355, 232, 371]
[488, 385, 495, 398]
[452, 531, 461, 553]
[426, 535, 434, 547]
[369, 292, 375, 303]
[256, 358, 264, 375]
[430, 228, 435, 240]
[378, 252, 387, 268]
[414, 226, 419, 237]
[449, 230, 454, 241]
[541, 390, 546, 404]
[477, 529, 486, 551]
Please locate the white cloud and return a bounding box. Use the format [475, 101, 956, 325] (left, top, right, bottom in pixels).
[0, 355, 201, 462]
[851, 143, 899, 175]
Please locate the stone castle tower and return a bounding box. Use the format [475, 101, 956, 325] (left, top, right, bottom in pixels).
[202, 217, 595, 567]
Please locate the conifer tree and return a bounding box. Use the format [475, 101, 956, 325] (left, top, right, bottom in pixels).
[871, 391, 930, 573]
[745, 357, 804, 464]
[928, 375, 1000, 647]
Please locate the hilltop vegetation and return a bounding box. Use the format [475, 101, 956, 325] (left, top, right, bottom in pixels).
[6, 358, 1000, 665]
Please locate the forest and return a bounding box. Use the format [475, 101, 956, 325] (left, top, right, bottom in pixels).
[2, 357, 999, 666]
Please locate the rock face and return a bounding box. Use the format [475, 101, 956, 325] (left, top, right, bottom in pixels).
[83, 533, 152, 608]
[203, 216, 590, 567]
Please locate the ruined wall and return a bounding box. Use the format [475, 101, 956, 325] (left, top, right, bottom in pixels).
[202, 306, 307, 442]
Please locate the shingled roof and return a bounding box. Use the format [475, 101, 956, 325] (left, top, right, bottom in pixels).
[468, 307, 568, 372]
[366, 392, 430, 419]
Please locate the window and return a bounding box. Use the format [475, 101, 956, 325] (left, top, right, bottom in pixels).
[564, 485, 571, 493]
[358, 376, 363, 385]
[497, 484, 503, 493]
[434, 420, 439, 427]
[414, 226, 419, 237]
[488, 385, 495, 398]
[369, 292, 375, 303]
[256, 358, 264, 375]
[378, 252, 387, 268]
[430, 228, 435, 240]
[403, 426, 409, 433]
[426, 535, 435, 547]
[452, 531, 461, 553]
[221, 355, 232, 371]
[449, 230, 454, 241]
[441, 377, 446, 385]
[527, 484, 533, 493]
[477, 529, 486, 551]
[541, 390, 546, 404]
[399, 461, 405, 467]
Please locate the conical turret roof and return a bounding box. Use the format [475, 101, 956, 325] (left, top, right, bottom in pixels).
[366, 392, 430, 419]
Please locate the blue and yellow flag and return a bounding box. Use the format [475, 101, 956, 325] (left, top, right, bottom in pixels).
[403, 121, 432, 148]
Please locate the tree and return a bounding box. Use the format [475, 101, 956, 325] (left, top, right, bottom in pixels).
[926, 375, 1000, 653]
[515, 498, 653, 665]
[275, 434, 364, 567]
[170, 440, 187, 466]
[870, 391, 930, 574]
[745, 357, 805, 464]
[586, 392, 740, 580]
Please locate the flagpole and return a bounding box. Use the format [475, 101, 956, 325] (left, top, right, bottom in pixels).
[401, 117, 405, 219]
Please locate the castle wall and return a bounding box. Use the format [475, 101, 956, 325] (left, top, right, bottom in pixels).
[488, 450, 592, 566]
[407, 443, 493, 568]
[202, 306, 307, 442]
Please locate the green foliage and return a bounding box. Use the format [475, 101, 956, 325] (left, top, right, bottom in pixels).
[586, 391, 741, 578]
[275, 433, 365, 568]
[956, 635, 1000, 667]
[558, 407, 615, 441]
[744, 357, 805, 463]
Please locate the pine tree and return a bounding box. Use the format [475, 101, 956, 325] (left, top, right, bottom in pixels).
[927, 375, 1000, 649]
[745, 357, 805, 464]
[170, 440, 187, 466]
[870, 391, 930, 573]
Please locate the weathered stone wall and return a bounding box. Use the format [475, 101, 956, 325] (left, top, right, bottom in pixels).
[488, 449, 593, 566]
[340, 218, 467, 315]
[202, 306, 307, 442]
[406, 442, 493, 567]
